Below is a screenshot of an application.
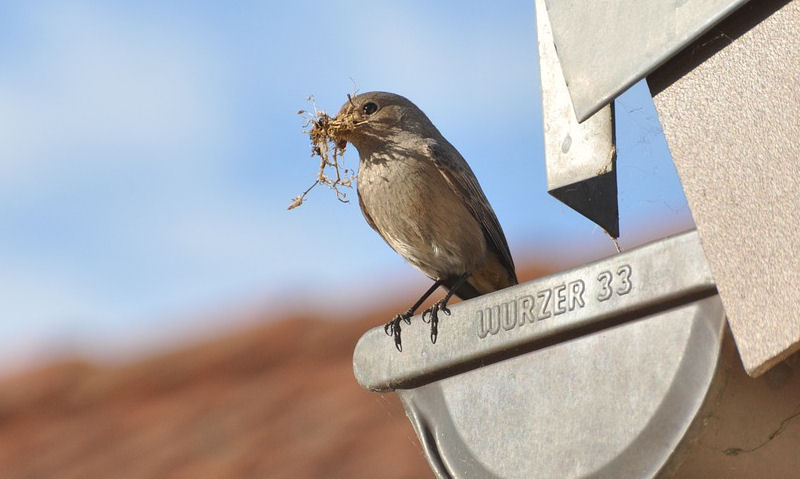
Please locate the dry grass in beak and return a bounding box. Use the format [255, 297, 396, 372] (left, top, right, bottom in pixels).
[288, 96, 359, 210]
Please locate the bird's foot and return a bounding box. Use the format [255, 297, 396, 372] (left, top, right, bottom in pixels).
[384, 311, 413, 352]
[422, 299, 451, 344]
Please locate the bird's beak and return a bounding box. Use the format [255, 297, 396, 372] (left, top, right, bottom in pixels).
[331, 102, 362, 144]
[335, 103, 356, 125]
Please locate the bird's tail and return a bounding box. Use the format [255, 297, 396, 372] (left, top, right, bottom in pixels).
[445, 279, 482, 300]
[446, 253, 518, 300]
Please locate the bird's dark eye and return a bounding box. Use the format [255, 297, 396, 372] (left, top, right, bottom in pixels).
[362, 102, 378, 115]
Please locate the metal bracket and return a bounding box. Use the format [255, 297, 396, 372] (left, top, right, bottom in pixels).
[353, 231, 729, 477]
[354, 230, 714, 392]
[535, 0, 619, 237]
[544, 0, 750, 122]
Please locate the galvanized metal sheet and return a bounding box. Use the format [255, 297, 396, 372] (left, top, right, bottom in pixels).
[544, 0, 750, 121]
[652, 0, 800, 377]
[398, 296, 726, 478]
[353, 230, 715, 392]
[536, 0, 619, 237]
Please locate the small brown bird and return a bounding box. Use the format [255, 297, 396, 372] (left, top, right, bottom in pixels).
[336, 92, 517, 350]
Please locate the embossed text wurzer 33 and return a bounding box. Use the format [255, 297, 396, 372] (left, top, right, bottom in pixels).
[477, 264, 633, 338]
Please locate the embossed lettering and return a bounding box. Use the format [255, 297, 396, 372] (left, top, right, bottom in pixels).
[476, 272, 610, 339]
[597, 271, 613, 301]
[617, 265, 632, 295]
[501, 301, 517, 331]
[554, 283, 567, 315]
[518, 295, 535, 324]
[569, 279, 585, 310]
[537, 289, 552, 320]
[476, 307, 500, 338]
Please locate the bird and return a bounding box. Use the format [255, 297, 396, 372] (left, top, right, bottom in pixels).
[335, 92, 517, 351]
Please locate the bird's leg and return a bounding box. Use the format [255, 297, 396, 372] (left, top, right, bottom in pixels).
[422, 273, 471, 344]
[384, 280, 443, 351]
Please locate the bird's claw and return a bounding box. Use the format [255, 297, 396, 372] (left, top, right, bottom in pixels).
[384, 312, 411, 352]
[421, 300, 451, 344]
[385, 298, 451, 350]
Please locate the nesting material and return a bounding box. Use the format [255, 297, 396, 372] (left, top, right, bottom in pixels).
[288, 96, 359, 210]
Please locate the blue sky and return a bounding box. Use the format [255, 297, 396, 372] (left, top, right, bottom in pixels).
[0, 1, 692, 372]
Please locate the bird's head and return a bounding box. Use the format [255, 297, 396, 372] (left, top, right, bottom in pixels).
[334, 91, 438, 153]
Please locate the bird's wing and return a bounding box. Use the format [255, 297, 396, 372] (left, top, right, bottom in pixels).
[356, 183, 379, 233]
[427, 140, 517, 281]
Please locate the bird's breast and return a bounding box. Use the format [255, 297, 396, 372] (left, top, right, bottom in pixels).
[357, 154, 487, 279]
